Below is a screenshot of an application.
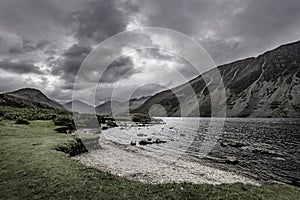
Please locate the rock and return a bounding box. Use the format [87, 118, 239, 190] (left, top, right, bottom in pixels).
[291, 180, 300, 187]
[273, 157, 286, 161]
[155, 139, 167, 144]
[220, 142, 228, 147]
[130, 141, 136, 146]
[220, 140, 246, 148]
[229, 141, 247, 148]
[169, 127, 174, 129]
[225, 156, 239, 164]
[106, 120, 118, 127]
[139, 140, 153, 145]
[253, 148, 277, 155]
[138, 138, 166, 145]
[137, 133, 147, 137]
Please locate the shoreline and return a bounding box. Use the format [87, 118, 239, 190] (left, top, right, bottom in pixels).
[73, 135, 260, 185]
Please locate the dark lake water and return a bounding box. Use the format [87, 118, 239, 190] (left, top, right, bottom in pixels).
[103, 117, 300, 185]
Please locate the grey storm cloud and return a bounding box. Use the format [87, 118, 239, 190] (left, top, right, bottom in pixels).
[48, 0, 139, 91]
[9, 37, 50, 54]
[100, 56, 137, 83]
[69, 0, 135, 43]
[51, 43, 136, 89]
[0, 59, 44, 75]
[0, 0, 299, 102]
[137, 0, 300, 64]
[51, 44, 92, 82]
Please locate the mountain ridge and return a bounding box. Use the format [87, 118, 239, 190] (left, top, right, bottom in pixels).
[63, 100, 95, 114]
[3, 88, 65, 110]
[132, 40, 300, 118]
[96, 96, 150, 115]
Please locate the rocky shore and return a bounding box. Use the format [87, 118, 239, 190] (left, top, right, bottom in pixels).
[73, 136, 259, 185]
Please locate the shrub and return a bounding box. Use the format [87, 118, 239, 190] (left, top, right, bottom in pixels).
[106, 120, 118, 127]
[131, 113, 151, 123]
[55, 138, 88, 156]
[0, 110, 6, 116]
[15, 118, 30, 125]
[53, 115, 75, 133]
[53, 116, 74, 127]
[4, 113, 23, 120]
[97, 115, 105, 124]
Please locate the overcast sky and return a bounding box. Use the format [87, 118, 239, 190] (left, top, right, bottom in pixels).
[0, 0, 299, 105]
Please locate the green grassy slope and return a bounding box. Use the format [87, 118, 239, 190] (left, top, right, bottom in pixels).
[0, 120, 299, 200]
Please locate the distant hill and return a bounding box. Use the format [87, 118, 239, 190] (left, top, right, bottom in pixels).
[96, 96, 149, 115]
[4, 88, 65, 110]
[0, 93, 57, 110]
[132, 41, 300, 118]
[63, 100, 94, 114]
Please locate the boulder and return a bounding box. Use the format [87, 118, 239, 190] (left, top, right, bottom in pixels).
[253, 147, 277, 155]
[154, 139, 167, 144]
[137, 133, 147, 137]
[220, 140, 246, 148]
[139, 140, 153, 145]
[220, 142, 228, 147]
[225, 156, 239, 164]
[292, 180, 300, 187]
[229, 141, 247, 148]
[106, 120, 118, 127]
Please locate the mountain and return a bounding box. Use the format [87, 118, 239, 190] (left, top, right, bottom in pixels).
[132, 41, 300, 118]
[63, 100, 95, 113]
[96, 96, 149, 115]
[0, 93, 59, 110]
[5, 88, 65, 110]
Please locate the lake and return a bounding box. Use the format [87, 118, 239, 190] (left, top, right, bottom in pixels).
[102, 117, 300, 185]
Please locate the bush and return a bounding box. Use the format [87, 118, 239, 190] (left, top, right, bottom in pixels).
[0, 110, 6, 117]
[131, 113, 151, 123]
[106, 120, 118, 127]
[55, 138, 88, 156]
[53, 116, 75, 133]
[15, 119, 30, 125]
[53, 116, 74, 127]
[4, 113, 23, 120]
[97, 115, 105, 124]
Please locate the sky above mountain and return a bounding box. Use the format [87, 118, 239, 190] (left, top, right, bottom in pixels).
[0, 0, 299, 105]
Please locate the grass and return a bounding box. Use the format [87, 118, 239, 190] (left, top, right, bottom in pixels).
[0, 119, 299, 199]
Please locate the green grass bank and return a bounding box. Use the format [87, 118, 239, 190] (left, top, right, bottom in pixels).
[0, 120, 299, 200]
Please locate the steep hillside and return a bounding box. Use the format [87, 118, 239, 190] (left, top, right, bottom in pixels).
[132, 41, 300, 118]
[63, 100, 95, 114]
[0, 93, 58, 110]
[6, 88, 65, 110]
[96, 96, 149, 115]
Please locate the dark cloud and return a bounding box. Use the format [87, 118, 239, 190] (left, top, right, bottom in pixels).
[62, 43, 91, 58]
[0, 0, 299, 102]
[0, 76, 30, 93]
[50, 42, 137, 92]
[138, 0, 300, 64]
[233, 0, 300, 39]
[0, 59, 44, 74]
[69, 0, 135, 43]
[100, 56, 137, 83]
[51, 43, 92, 81]
[9, 37, 50, 54]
